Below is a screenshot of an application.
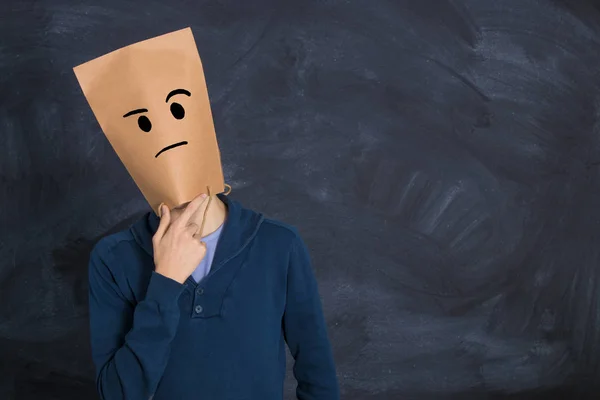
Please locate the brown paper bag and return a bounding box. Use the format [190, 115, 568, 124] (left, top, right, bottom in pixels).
[73, 27, 225, 214]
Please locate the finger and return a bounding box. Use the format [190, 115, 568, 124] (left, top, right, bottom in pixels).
[177, 193, 208, 227]
[193, 240, 207, 251]
[193, 194, 213, 238]
[154, 204, 171, 242]
[184, 222, 200, 237]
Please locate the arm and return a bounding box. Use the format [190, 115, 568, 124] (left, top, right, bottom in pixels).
[283, 235, 340, 400]
[88, 242, 185, 400]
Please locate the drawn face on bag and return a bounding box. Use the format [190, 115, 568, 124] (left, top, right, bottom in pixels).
[74, 28, 225, 213]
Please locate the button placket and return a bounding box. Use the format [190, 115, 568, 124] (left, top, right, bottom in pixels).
[192, 286, 205, 316]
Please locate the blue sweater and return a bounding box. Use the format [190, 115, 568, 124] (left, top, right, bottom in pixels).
[88, 195, 339, 400]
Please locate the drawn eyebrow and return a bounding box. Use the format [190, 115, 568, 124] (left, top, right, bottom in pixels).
[165, 89, 191, 103]
[123, 108, 148, 118]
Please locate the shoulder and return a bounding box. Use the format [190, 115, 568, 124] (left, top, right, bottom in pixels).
[91, 231, 134, 258]
[89, 229, 142, 273]
[258, 217, 302, 244]
[88, 230, 149, 302]
[255, 217, 310, 261]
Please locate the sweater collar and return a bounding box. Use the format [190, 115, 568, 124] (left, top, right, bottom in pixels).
[130, 193, 264, 268]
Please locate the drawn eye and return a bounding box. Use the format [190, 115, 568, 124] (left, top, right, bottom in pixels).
[170, 102, 185, 120]
[137, 115, 152, 132]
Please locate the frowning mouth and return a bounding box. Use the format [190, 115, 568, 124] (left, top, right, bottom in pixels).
[155, 141, 189, 158]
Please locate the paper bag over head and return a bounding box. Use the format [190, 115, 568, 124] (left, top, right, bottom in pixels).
[73, 27, 225, 213]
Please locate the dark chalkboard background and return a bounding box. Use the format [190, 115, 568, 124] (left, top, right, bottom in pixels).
[2, 0, 600, 398]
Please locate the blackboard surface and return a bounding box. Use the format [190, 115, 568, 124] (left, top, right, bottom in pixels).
[2, 0, 600, 398]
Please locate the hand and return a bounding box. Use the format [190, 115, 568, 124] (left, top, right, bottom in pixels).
[152, 193, 209, 284]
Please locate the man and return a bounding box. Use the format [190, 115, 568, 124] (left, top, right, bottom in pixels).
[75, 28, 339, 399]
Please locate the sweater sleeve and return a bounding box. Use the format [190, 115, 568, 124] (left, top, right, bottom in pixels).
[283, 234, 340, 400]
[88, 242, 185, 400]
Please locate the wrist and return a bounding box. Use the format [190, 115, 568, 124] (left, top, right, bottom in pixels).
[155, 269, 186, 284]
[145, 271, 186, 304]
